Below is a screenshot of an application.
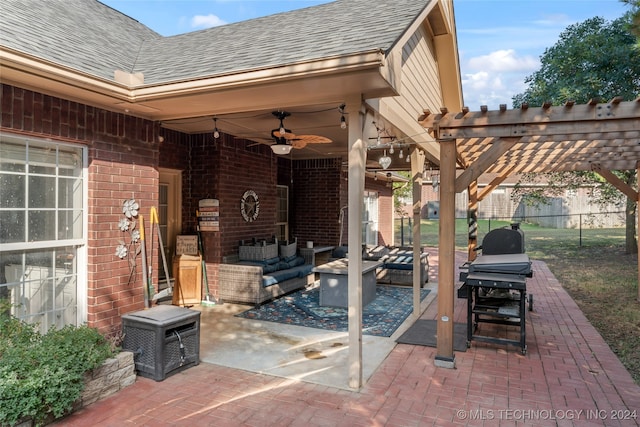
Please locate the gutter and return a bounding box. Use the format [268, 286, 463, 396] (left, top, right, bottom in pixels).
[1, 46, 386, 104]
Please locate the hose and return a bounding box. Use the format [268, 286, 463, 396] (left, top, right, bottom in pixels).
[174, 330, 186, 366]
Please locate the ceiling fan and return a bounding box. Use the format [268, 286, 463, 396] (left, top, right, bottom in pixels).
[269, 111, 332, 154]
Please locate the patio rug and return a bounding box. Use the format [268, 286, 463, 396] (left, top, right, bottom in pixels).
[396, 319, 468, 352]
[236, 285, 430, 337]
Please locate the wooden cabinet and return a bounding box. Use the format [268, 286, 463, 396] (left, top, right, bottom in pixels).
[172, 255, 202, 306]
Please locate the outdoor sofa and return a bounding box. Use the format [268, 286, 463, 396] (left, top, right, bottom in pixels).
[218, 240, 315, 307]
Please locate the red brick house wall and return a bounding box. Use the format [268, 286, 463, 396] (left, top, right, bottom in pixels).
[1, 84, 161, 333]
[291, 158, 343, 247]
[2, 83, 398, 332]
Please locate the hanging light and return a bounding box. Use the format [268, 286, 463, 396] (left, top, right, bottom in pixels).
[212, 118, 220, 140]
[398, 149, 403, 159]
[389, 143, 394, 155]
[339, 104, 347, 129]
[379, 150, 391, 169]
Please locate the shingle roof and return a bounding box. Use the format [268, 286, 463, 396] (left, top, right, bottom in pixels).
[1, 0, 432, 85]
[1, 0, 161, 79]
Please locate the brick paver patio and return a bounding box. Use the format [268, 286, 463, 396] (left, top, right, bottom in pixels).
[55, 249, 640, 426]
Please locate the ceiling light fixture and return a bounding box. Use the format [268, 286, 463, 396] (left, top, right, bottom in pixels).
[271, 144, 292, 155]
[271, 111, 293, 155]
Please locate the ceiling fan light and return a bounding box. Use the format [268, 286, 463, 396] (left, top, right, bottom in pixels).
[271, 143, 292, 155]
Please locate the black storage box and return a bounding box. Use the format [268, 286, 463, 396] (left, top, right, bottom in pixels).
[122, 305, 201, 381]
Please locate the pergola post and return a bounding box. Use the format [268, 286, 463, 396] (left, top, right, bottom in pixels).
[468, 181, 478, 262]
[637, 164, 640, 303]
[346, 99, 366, 389]
[411, 148, 425, 315]
[435, 138, 456, 368]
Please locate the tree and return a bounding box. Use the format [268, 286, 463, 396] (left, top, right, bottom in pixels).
[512, 13, 640, 254]
[621, 0, 640, 46]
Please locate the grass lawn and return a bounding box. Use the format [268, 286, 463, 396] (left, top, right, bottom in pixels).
[399, 219, 640, 385]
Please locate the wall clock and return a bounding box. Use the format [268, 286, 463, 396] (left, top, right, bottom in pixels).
[240, 190, 259, 222]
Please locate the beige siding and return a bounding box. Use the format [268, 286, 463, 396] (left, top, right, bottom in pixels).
[398, 25, 444, 117]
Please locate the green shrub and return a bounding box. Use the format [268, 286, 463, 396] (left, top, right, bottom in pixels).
[0, 300, 115, 427]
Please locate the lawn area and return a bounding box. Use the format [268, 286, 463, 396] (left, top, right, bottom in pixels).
[399, 219, 640, 385]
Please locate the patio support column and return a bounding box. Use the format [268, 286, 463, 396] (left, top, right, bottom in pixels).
[468, 181, 478, 262]
[435, 138, 456, 368]
[411, 148, 425, 316]
[637, 164, 640, 302]
[346, 99, 366, 389]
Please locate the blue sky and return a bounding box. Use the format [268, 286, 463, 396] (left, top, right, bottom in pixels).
[100, 0, 631, 109]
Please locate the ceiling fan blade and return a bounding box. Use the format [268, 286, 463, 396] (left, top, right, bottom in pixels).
[294, 135, 332, 144]
[291, 139, 307, 149]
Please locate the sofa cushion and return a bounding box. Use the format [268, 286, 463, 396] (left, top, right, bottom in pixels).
[384, 254, 415, 270]
[331, 246, 348, 259]
[363, 245, 389, 260]
[279, 241, 297, 258]
[278, 256, 305, 270]
[262, 264, 313, 287]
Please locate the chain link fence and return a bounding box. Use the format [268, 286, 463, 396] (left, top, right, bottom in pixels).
[395, 211, 631, 249]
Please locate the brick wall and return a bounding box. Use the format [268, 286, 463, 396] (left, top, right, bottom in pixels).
[291, 158, 343, 246]
[367, 177, 394, 246]
[2, 83, 398, 329]
[1, 84, 161, 334]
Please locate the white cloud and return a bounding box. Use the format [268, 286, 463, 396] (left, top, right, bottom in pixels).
[460, 49, 539, 109]
[191, 14, 227, 29]
[467, 49, 539, 73]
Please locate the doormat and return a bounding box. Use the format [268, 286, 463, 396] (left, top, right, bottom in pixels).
[236, 285, 430, 337]
[396, 319, 468, 352]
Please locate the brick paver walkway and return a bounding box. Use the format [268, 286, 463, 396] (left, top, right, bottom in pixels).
[55, 250, 640, 426]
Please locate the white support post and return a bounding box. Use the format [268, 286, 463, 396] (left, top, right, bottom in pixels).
[411, 148, 425, 316]
[346, 99, 366, 389]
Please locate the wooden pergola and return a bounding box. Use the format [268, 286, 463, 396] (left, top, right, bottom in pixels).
[417, 98, 640, 366]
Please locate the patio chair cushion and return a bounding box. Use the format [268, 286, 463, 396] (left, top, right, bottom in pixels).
[384, 254, 415, 270]
[263, 264, 314, 287]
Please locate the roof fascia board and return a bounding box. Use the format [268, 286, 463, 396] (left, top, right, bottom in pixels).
[1, 47, 132, 99]
[2, 47, 387, 110]
[133, 50, 386, 100]
[383, 0, 437, 55]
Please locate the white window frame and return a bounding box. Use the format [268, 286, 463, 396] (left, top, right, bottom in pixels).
[0, 132, 88, 330]
[362, 191, 379, 246]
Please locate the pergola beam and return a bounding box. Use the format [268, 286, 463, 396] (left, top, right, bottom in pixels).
[454, 137, 517, 192]
[591, 164, 639, 201]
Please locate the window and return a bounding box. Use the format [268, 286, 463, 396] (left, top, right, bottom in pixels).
[363, 191, 379, 246]
[275, 185, 289, 241]
[0, 134, 86, 333]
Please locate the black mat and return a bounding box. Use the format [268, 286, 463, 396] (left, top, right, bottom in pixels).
[396, 319, 468, 352]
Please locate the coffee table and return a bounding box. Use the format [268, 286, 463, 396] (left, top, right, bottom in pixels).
[312, 259, 382, 308]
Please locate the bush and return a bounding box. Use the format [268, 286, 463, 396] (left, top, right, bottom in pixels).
[0, 300, 115, 426]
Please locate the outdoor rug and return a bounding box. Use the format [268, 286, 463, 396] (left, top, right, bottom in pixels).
[396, 319, 468, 352]
[236, 285, 431, 337]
